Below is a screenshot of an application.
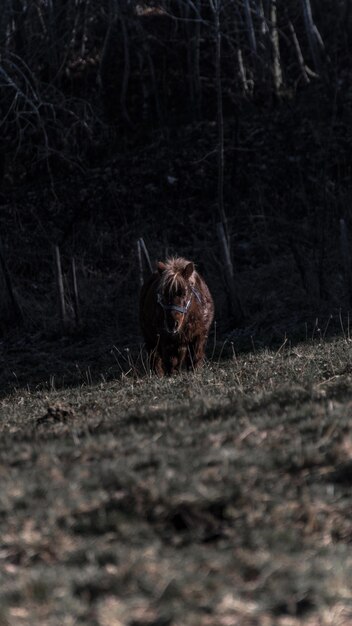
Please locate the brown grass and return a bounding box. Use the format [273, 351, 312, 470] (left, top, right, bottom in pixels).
[1, 337, 352, 625]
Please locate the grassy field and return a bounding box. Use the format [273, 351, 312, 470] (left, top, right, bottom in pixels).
[1, 336, 352, 626]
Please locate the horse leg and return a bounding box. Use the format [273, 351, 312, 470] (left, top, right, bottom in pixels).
[164, 353, 179, 375]
[177, 346, 187, 371]
[153, 352, 165, 377]
[161, 345, 185, 375]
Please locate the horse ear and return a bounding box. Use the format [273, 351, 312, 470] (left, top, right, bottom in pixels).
[182, 262, 194, 280]
[157, 261, 166, 275]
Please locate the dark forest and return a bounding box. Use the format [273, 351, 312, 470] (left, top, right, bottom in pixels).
[1, 0, 352, 382]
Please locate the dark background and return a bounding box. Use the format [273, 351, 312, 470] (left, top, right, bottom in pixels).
[1, 0, 352, 388]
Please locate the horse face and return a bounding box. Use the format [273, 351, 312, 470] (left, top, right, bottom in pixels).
[160, 286, 190, 335]
[165, 309, 183, 334]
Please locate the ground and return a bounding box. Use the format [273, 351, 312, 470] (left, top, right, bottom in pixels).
[1, 336, 352, 625]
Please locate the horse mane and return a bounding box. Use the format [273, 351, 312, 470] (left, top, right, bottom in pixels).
[159, 257, 196, 294]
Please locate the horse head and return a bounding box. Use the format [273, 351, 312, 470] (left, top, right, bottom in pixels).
[157, 260, 195, 335]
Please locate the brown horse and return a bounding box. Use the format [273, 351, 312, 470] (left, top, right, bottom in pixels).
[139, 257, 214, 375]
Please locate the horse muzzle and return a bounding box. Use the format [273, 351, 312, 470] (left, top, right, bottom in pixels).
[164, 316, 183, 335]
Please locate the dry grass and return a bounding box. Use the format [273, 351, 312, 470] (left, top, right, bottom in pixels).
[1, 337, 352, 625]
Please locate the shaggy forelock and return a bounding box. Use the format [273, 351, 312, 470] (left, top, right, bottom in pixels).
[160, 257, 195, 294]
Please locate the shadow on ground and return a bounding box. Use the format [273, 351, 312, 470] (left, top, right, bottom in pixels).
[2, 308, 350, 396]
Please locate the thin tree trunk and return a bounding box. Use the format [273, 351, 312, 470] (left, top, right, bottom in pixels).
[243, 0, 257, 60]
[301, 0, 322, 74]
[71, 257, 80, 327]
[237, 48, 249, 93]
[217, 222, 244, 324]
[137, 238, 153, 287]
[137, 239, 144, 287]
[139, 238, 153, 274]
[185, 1, 195, 114]
[80, 0, 90, 57]
[0, 238, 23, 323]
[258, 0, 268, 37]
[0, 0, 11, 57]
[270, 0, 283, 94]
[12, 0, 27, 57]
[193, 0, 202, 118]
[288, 20, 310, 84]
[257, 0, 271, 87]
[119, 12, 133, 125]
[54, 245, 67, 332]
[134, 16, 163, 124]
[213, 0, 228, 243]
[46, 0, 59, 77]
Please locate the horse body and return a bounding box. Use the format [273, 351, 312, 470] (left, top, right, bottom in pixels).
[139, 257, 214, 375]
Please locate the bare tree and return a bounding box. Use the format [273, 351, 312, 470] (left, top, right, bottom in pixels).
[270, 0, 283, 94]
[301, 0, 323, 74]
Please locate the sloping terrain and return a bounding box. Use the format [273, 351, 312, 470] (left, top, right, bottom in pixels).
[1, 337, 352, 625]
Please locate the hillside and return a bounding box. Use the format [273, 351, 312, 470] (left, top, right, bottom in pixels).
[1, 337, 352, 625]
